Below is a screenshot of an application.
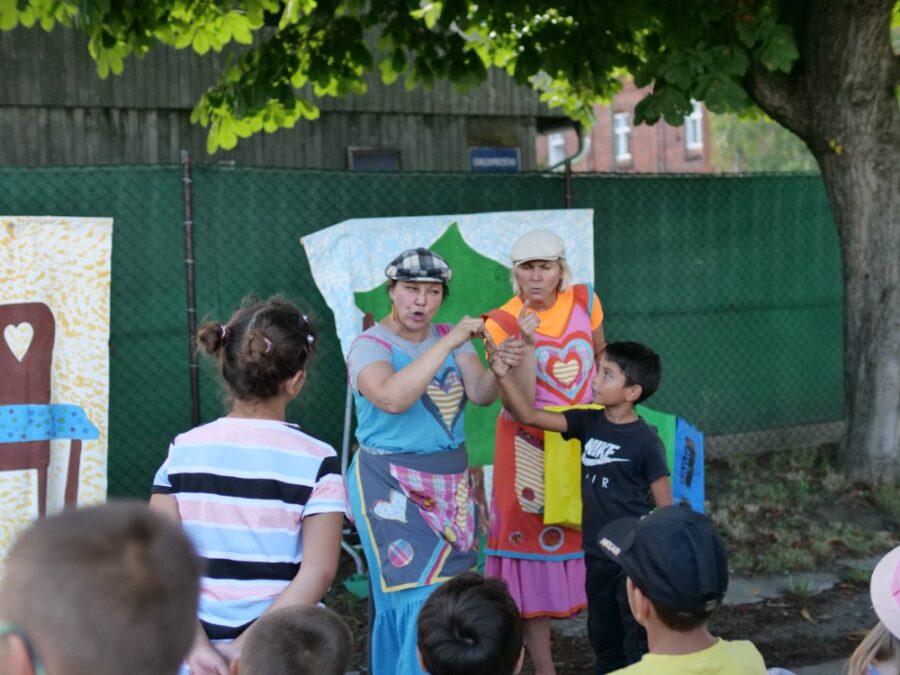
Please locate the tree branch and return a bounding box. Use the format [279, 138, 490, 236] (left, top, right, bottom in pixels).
[744, 65, 811, 145]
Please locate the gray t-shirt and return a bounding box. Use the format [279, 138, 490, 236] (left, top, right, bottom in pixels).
[347, 323, 476, 391]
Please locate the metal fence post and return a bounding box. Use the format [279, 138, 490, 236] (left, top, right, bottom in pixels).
[181, 150, 200, 427]
[564, 159, 573, 208]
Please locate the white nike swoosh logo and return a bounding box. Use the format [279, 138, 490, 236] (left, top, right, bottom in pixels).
[582, 457, 631, 467]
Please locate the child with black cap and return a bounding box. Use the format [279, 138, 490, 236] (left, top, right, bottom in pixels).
[597, 505, 766, 674]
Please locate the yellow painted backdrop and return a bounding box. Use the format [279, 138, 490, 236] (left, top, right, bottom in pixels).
[0, 216, 112, 563]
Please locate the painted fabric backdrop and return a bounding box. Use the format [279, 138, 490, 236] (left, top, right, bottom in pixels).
[0, 216, 111, 564]
[301, 210, 594, 465]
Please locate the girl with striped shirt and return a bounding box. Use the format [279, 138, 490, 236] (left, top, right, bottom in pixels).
[151, 297, 345, 675]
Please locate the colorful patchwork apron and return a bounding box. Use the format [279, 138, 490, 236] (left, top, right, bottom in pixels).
[347, 325, 477, 675]
[486, 285, 596, 562]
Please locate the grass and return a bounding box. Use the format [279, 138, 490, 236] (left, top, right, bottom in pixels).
[707, 444, 899, 575]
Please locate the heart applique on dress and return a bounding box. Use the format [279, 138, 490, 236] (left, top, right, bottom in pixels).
[372, 489, 408, 523]
[422, 367, 466, 435]
[548, 353, 581, 387]
[535, 332, 595, 404]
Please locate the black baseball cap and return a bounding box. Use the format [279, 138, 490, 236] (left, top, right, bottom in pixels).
[597, 505, 728, 614]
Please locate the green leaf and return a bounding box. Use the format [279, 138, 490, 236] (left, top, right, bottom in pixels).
[725, 47, 749, 76]
[0, 9, 18, 31]
[206, 124, 220, 154]
[193, 30, 211, 55]
[108, 50, 125, 75]
[96, 51, 110, 79]
[379, 57, 399, 84]
[758, 23, 798, 73]
[661, 62, 692, 90]
[17, 8, 35, 28]
[231, 20, 253, 45]
[410, 3, 442, 29]
[174, 29, 195, 49]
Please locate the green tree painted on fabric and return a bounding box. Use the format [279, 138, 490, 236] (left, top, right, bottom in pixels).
[354, 223, 513, 465]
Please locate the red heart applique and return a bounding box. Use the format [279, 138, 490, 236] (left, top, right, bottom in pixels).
[546, 351, 582, 387]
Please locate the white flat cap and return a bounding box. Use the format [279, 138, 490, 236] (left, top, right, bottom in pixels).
[510, 229, 566, 265]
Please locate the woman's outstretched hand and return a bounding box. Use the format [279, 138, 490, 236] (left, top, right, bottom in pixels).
[517, 301, 540, 344]
[485, 335, 514, 378]
[497, 337, 526, 368]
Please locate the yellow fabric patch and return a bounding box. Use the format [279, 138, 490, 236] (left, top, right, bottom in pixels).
[542, 403, 605, 529]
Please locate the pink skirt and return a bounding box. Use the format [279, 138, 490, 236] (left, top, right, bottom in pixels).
[485, 555, 586, 619]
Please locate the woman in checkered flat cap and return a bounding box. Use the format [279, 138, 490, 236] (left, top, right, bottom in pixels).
[345, 247, 527, 675]
[483, 230, 606, 675]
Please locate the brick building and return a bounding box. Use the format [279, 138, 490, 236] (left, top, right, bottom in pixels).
[536, 79, 711, 173]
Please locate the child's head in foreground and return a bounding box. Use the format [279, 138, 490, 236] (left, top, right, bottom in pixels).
[598, 504, 728, 633]
[234, 605, 353, 675]
[417, 572, 524, 675]
[0, 502, 201, 675]
[846, 545, 900, 675]
[594, 341, 662, 407]
[197, 295, 317, 405]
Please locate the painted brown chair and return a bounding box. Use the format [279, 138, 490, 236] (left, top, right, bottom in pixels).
[0, 302, 86, 516]
[0, 302, 54, 516]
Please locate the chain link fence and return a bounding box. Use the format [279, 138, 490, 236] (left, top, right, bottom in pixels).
[0, 165, 843, 498]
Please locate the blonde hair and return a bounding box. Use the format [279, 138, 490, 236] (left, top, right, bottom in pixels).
[510, 259, 572, 295]
[846, 622, 900, 675]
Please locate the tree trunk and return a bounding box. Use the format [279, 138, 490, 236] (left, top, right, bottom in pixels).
[807, 1, 899, 482]
[820, 143, 900, 483]
[750, 0, 900, 481]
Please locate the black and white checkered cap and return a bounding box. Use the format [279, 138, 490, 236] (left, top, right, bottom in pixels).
[384, 248, 452, 283]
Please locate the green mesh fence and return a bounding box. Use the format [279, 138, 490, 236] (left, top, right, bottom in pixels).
[0, 166, 843, 498]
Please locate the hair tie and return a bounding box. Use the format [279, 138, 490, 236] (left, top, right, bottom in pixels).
[262, 337, 272, 353]
[219, 324, 229, 341]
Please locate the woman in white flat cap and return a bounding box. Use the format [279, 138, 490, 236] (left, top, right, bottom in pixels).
[483, 229, 606, 675]
[345, 247, 524, 675]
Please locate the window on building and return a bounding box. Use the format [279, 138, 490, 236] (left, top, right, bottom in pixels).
[348, 147, 401, 171]
[612, 112, 631, 162]
[685, 101, 703, 151]
[547, 132, 567, 168]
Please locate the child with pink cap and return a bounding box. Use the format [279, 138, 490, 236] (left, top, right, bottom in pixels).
[847, 545, 900, 675]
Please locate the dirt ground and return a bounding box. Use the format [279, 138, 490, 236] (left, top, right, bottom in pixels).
[328, 445, 899, 672]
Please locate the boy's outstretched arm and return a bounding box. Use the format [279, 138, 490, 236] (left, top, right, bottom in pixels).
[650, 476, 674, 508]
[497, 368, 568, 433]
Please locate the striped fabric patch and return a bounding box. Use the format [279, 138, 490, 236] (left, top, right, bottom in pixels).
[514, 428, 545, 514]
[551, 359, 580, 386]
[425, 377, 465, 429]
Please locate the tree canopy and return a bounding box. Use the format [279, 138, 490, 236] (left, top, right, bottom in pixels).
[0, 1, 804, 153]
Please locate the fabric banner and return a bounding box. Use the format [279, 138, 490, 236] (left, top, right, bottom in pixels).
[635, 404, 677, 470]
[301, 211, 594, 466]
[674, 418, 705, 512]
[0, 216, 111, 564]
